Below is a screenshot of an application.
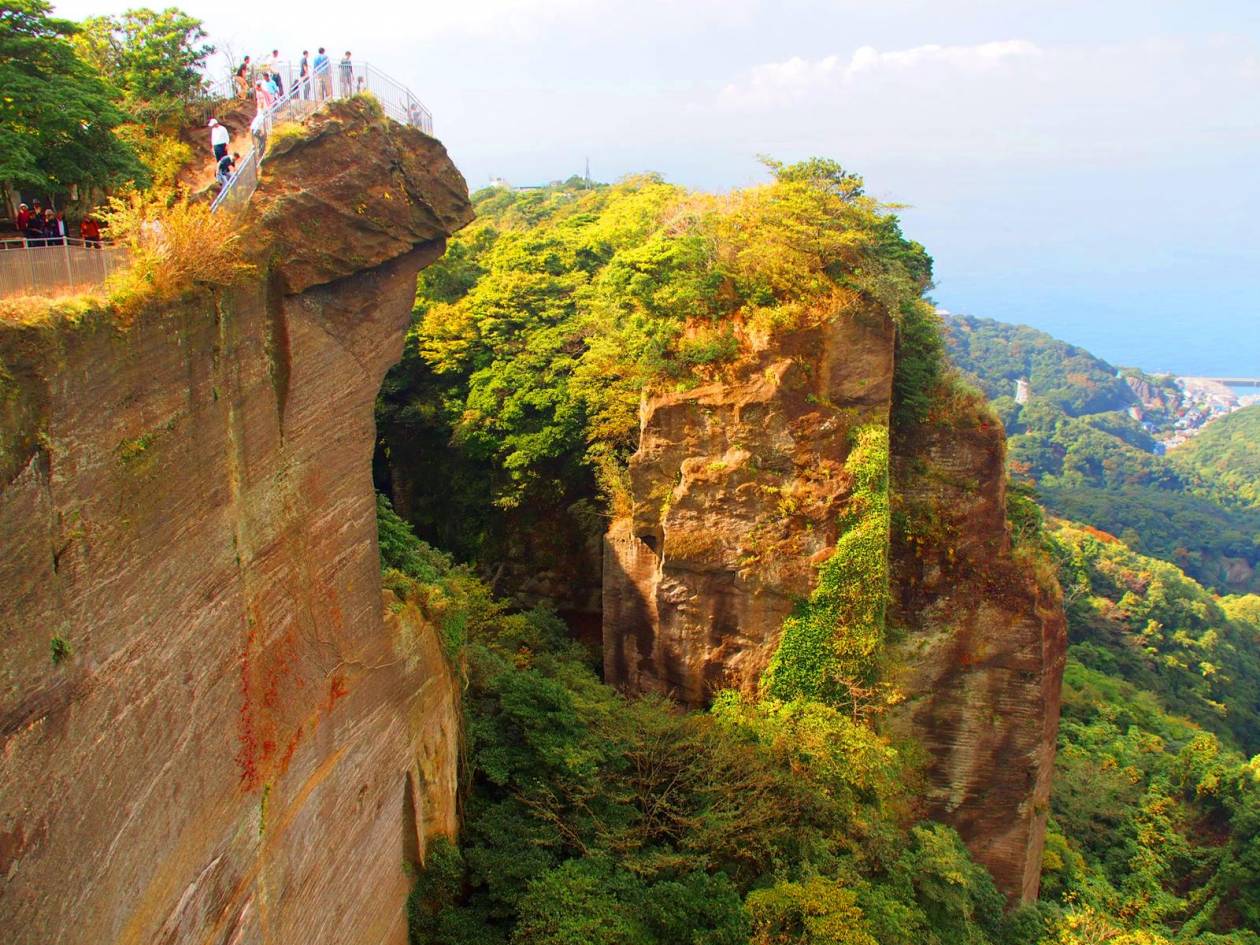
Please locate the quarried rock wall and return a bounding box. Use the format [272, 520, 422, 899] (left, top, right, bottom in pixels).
[0, 100, 472, 945]
[603, 311, 896, 703]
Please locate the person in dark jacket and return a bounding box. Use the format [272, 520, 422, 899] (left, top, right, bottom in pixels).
[24, 209, 46, 247]
[216, 151, 239, 187]
[299, 50, 311, 98]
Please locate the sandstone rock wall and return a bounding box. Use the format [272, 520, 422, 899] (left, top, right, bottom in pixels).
[0, 100, 472, 945]
[603, 310, 1066, 902]
[888, 402, 1066, 903]
[603, 311, 896, 703]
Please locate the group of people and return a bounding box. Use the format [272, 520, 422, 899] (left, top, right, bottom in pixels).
[209, 48, 361, 194]
[12, 202, 102, 248]
[233, 49, 358, 108]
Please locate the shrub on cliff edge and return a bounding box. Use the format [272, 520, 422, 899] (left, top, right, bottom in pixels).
[102, 186, 253, 315]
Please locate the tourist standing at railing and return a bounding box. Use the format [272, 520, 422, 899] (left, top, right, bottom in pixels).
[269, 50, 284, 96]
[39, 209, 63, 247]
[255, 78, 274, 111]
[235, 57, 252, 98]
[25, 203, 45, 247]
[339, 52, 354, 97]
[313, 48, 331, 100]
[299, 51, 311, 99]
[16, 203, 30, 233]
[24, 218, 44, 247]
[80, 215, 101, 249]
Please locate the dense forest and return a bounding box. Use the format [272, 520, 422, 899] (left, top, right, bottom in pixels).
[11, 3, 1256, 943]
[377, 178, 1260, 944]
[376, 165, 937, 575]
[1174, 406, 1260, 511]
[380, 496, 1260, 945]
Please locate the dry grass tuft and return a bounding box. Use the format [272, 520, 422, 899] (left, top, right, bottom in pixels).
[102, 187, 256, 315]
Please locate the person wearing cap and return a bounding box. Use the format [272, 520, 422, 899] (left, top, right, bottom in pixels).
[209, 119, 230, 163]
[16, 203, 30, 233]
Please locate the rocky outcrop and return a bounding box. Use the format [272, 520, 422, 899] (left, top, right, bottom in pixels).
[604, 310, 1066, 902]
[888, 395, 1067, 903]
[603, 312, 896, 704]
[0, 99, 472, 945]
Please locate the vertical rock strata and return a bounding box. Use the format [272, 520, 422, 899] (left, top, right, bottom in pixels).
[604, 309, 1066, 902]
[887, 398, 1067, 903]
[0, 100, 472, 945]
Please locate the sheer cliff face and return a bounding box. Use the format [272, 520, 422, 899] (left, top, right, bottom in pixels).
[603, 313, 897, 702]
[0, 101, 472, 945]
[888, 404, 1066, 904]
[603, 309, 1066, 902]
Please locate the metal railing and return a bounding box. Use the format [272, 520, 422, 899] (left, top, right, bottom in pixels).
[0, 238, 129, 300]
[209, 61, 433, 215]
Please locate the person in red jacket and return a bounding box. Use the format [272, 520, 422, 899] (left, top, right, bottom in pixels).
[80, 214, 102, 248]
[16, 202, 30, 233]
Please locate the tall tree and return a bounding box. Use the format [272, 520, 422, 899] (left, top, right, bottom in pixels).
[0, 0, 146, 197]
[74, 8, 213, 107]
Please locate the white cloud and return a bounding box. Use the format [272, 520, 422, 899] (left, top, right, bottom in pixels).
[721, 40, 1042, 107]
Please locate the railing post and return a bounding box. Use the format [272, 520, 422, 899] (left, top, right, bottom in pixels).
[62, 238, 73, 289]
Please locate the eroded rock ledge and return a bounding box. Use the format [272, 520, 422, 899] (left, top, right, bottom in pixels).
[0, 99, 472, 945]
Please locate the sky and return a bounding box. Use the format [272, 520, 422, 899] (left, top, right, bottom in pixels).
[53, 0, 1260, 376]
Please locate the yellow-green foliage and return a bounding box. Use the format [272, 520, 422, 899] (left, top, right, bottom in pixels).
[746, 875, 878, 945]
[266, 120, 308, 157]
[115, 127, 193, 188]
[102, 186, 253, 314]
[1049, 909, 1172, 945]
[761, 424, 891, 714]
[389, 161, 933, 515]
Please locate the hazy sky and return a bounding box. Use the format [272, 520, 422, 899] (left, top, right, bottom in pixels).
[53, 0, 1259, 374]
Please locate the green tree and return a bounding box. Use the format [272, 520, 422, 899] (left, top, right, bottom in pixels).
[73, 7, 213, 128]
[0, 0, 145, 194]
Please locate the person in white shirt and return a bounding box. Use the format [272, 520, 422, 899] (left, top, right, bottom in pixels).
[209, 118, 230, 163]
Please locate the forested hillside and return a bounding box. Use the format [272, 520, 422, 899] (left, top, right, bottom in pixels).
[379, 171, 1260, 945]
[1044, 521, 1260, 939]
[1174, 405, 1260, 510]
[942, 316, 1260, 593]
[382, 496, 1260, 945]
[944, 315, 1136, 416]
